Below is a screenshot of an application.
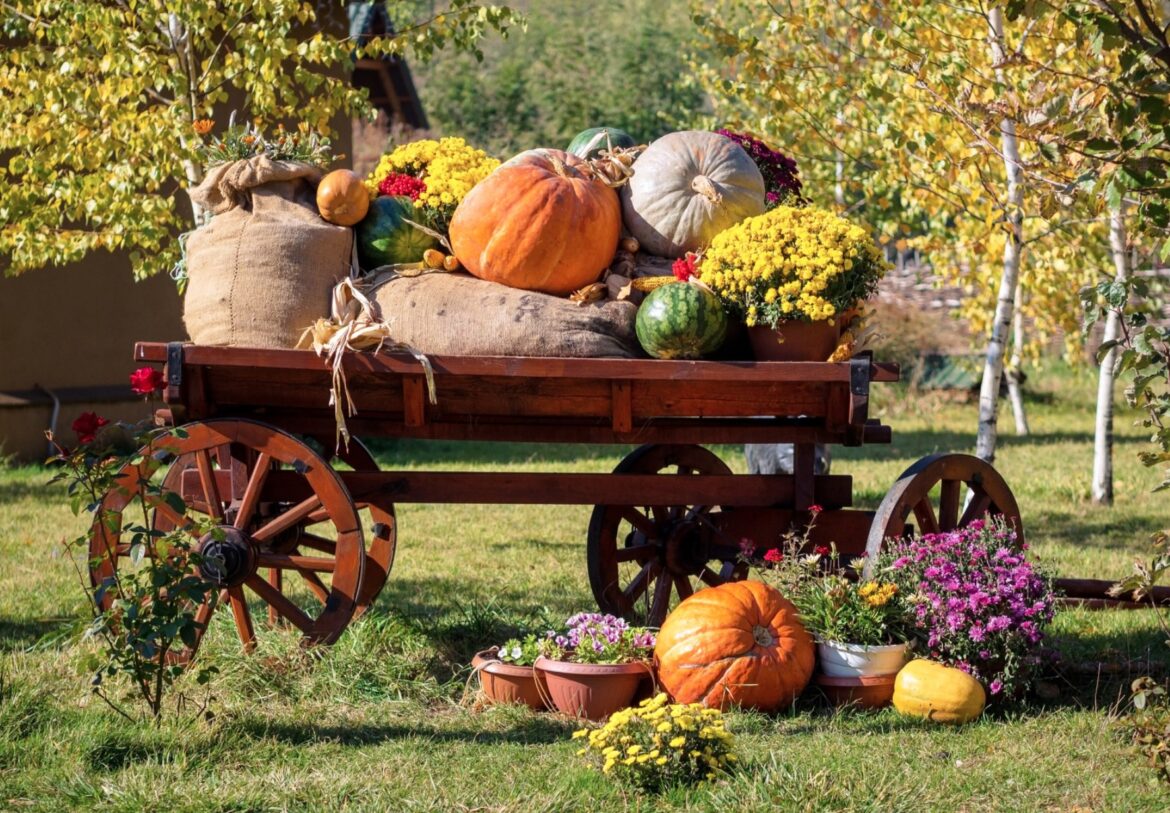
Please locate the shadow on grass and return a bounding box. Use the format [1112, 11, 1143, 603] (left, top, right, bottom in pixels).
[225, 712, 577, 748]
[0, 617, 75, 652]
[364, 438, 624, 468]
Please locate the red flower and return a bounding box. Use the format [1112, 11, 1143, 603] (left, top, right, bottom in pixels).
[129, 366, 165, 395]
[763, 548, 784, 564]
[808, 504, 823, 514]
[72, 411, 109, 444]
[377, 172, 427, 201]
[814, 545, 831, 556]
[671, 252, 698, 281]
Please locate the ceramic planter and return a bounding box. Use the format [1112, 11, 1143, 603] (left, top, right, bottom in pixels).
[534, 656, 651, 721]
[472, 649, 549, 711]
[817, 640, 909, 678]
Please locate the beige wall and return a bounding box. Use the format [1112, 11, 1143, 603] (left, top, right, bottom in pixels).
[0, 253, 184, 460]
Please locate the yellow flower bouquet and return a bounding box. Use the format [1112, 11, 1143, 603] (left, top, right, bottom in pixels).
[573, 693, 737, 791]
[365, 137, 499, 233]
[695, 205, 889, 329]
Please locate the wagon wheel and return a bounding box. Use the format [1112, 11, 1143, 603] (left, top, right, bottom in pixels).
[863, 453, 1023, 575]
[159, 436, 395, 620]
[89, 419, 364, 663]
[587, 444, 745, 627]
[330, 439, 396, 616]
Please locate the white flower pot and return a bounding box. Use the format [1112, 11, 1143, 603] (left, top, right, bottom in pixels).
[817, 641, 909, 678]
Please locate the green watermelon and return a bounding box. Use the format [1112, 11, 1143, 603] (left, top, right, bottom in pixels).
[567, 126, 637, 159]
[355, 196, 437, 271]
[636, 282, 728, 359]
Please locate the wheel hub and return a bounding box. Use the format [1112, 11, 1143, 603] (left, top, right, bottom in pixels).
[663, 520, 707, 576]
[196, 526, 258, 588]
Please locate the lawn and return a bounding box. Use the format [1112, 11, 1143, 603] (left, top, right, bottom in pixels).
[2, 366, 1169, 811]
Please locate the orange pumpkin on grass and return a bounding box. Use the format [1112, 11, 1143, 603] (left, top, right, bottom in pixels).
[448, 148, 621, 296]
[655, 580, 814, 712]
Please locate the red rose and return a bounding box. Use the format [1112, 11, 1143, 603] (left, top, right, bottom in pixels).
[129, 366, 165, 395]
[814, 545, 831, 556]
[763, 548, 784, 564]
[72, 411, 109, 444]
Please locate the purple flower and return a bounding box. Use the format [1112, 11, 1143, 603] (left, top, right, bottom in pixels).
[989, 679, 1004, 695]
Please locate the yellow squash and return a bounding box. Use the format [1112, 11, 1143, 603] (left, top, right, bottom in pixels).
[892, 659, 986, 724]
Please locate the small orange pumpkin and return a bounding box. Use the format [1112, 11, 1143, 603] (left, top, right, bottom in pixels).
[655, 580, 814, 712]
[316, 169, 370, 226]
[448, 148, 621, 295]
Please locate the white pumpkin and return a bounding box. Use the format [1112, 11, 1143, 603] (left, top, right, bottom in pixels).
[621, 130, 766, 258]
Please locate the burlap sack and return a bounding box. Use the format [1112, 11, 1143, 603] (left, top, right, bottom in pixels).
[183, 156, 352, 347]
[371, 272, 640, 357]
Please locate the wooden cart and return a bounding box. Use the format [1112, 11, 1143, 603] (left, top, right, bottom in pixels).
[89, 341, 1038, 660]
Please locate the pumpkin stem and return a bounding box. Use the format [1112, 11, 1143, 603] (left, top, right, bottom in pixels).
[691, 174, 723, 205]
[752, 625, 775, 647]
[548, 154, 569, 178]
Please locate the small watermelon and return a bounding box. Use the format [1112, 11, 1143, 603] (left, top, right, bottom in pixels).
[355, 195, 437, 271]
[636, 282, 728, 359]
[567, 126, 638, 160]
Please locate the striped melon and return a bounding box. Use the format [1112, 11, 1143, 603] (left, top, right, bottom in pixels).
[635, 282, 727, 359]
[356, 195, 437, 271]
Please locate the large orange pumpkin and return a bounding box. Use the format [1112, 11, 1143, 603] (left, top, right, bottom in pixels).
[448, 148, 621, 295]
[655, 580, 814, 712]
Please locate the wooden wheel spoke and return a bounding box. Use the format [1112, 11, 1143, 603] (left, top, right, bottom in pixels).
[233, 453, 272, 531]
[912, 497, 939, 533]
[623, 561, 661, 606]
[296, 533, 338, 555]
[649, 571, 673, 623]
[699, 565, 722, 586]
[267, 568, 282, 625]
[256, 552, 336, 572]
[960, 489, 994, 527]
[614, 545, 653, 563]
[195, 450, 224, 523]
[297, 569, 331, 604]
[674, 574, 694, 600]
[250, 496, 323, 543]
[227, 586, 256, 652]
[618, 507, 656, 537]
[244, 574, 314, 634]
[307, 507, 331, 524]
[939, 479, 962, 531]
[149, 498, 200, 539]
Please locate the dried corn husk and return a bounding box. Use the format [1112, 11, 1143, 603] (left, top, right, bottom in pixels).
[630, 276, 677, 292]
[569, 282, 607, 306]
[296, 273, 437, 451]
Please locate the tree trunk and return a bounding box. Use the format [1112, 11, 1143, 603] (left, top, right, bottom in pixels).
[1092, 201, 1129, 505]
[975, 8, 1025, 464]
[834, 111, 846, 209]
[1006, 280, 1030, 435]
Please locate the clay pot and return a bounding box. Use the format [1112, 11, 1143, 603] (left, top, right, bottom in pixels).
[534, 656, 651, 721]
[815, 673, 898, 709]
[472, 649, 549, 711]
[747, 320, 841, 361]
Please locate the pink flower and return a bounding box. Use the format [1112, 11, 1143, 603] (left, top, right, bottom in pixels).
[129, 366, 165, 395]
[808, 504, 823, 514]
[72, 412, 108, 444]
[763, 548, 784, 564]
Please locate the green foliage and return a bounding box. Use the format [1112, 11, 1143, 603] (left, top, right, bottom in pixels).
[415, 0, 702, 156]
[0, 1, 520, 279]
[49, 422, 218, 722]
[199, 122, 334, 167]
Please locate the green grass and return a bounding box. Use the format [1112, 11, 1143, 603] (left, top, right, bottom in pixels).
[3, 366, 1170, 811]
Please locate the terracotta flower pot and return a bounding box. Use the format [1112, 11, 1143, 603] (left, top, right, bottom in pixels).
[472, 649, 549, 711]
[815, 673, 898, 709]
[747, 320, 842, 361]
[534, 656, 651, 721]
